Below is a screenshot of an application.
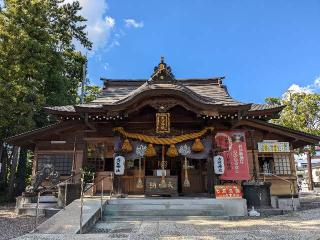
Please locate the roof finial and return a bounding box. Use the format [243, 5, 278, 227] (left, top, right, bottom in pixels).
[160, 56, 164, 63]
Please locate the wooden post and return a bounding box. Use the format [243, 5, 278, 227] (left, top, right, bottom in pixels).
[307, 151, 314, 191]
[8, 146, 19, 200]
[207, 151, 214, 197]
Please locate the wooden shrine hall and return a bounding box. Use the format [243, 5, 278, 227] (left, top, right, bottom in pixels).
[6, 58, 320, 202]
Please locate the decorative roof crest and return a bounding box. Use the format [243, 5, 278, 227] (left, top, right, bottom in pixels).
[149, 57, 175, 83]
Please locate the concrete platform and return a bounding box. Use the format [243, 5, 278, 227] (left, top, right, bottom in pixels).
[35, 197, 108, 234]
[105, 198, 248, 217]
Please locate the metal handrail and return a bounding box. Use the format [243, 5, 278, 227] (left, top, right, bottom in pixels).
[259, 172, 295, 210]
[33, 172, 81, 232]
[79, 172, 114, 234]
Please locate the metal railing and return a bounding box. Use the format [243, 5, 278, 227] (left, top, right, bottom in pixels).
[33, 172, 81, 232]
[259, 172, 295, 210]
[79, 172, 114, 234]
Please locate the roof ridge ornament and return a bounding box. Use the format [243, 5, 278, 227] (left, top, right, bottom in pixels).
[149, 56, 175, 83]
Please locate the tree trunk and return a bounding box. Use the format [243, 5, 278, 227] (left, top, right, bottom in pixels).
[7, 146, 20, 201]
[15, 148, 28, 196]
[0, 145, 8, 191]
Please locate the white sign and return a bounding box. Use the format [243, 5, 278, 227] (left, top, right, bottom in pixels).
[178, 144, 191, 156]
[136, 144, 147, 157]
[258, 142, 290, 153]
[214, 155, 225, 174]
[114, 156, 125, 175]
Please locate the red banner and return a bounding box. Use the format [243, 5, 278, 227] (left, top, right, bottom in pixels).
[215, 131, 250, 180]
[215, 185, 242, 198]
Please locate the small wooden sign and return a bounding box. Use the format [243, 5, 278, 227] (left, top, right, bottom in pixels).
[156, 113, 170, 134]
[215, 185, 242, 198]
[145, 176, 178, 196]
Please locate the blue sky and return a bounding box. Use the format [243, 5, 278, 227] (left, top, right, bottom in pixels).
[2, 0, 320, 103]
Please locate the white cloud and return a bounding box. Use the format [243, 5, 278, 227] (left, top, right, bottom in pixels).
[64, 0, 115, 53]
[124, 19, 144, 28]
[283, 76, 320, 99]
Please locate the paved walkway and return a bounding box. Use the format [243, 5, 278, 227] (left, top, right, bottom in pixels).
[15, 208, 320, 240]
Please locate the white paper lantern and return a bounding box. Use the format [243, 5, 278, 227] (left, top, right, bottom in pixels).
[114, 156, 125, 175]
[213, 155, 225, 174]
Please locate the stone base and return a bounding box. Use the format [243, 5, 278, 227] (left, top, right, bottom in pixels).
[278, 198, 300, 210]
[105, 198, 248, 217]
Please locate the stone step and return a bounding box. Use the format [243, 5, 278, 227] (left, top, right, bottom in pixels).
[104, 209, 225, 216]
[39, 195, 58, 203]
[105, 203, 223, 211]
[17, 207, 46, 216]
[107, 198, 223, 205]
[101, 215, 231, 222]
[22, 203, 58, 208]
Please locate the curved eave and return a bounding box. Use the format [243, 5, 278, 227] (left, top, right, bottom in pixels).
[100, 88, 233, 112]
[247, 105, 285, 115]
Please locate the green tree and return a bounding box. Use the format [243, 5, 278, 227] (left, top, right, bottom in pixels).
[266, 92, 320, 136]
[0, 0, 92, 199]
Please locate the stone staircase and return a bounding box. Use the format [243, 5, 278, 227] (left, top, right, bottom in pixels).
[16, 195, 61, 217]
[103, 198, 247, 219]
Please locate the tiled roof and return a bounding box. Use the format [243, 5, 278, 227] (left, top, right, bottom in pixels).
[45, 79, 283, 114]
[91, 79, 245, 106]
[249, 104, 285, 112]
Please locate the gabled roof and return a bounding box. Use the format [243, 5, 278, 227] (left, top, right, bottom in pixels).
[45, 58, 284, 117]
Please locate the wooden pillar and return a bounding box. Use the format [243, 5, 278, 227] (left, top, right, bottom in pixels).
[307, 151, 314, 191]
[207, 153, 214, 197]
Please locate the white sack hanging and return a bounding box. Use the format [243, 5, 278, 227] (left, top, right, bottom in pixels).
[114, 156, 125, 175]
[213, 155, 225, 174]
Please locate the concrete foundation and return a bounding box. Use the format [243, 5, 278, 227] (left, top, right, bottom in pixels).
[105, 198, 248, 217]
[278, 198, 300, 210]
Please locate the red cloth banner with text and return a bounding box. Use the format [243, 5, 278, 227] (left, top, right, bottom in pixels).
[215, 131, 250, 180]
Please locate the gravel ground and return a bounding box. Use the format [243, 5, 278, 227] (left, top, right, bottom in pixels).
[0, 204, 47, 240]
[13, 207, 320, 240]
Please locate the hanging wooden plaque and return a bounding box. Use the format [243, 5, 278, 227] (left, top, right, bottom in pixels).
[156, 113, 170, 134]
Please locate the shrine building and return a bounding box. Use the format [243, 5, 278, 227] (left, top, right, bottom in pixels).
[6, 58, 320, 207]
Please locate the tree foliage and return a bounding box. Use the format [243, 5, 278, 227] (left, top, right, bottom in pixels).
[0, 0, 92, 139]
[266, 92, 320, 137]
[0, 0, 92, 198]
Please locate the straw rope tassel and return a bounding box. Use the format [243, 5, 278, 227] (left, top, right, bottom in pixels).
[159, 145, 167, 189]
[183, 157, 190, 187]
[136, 158, 143, 189]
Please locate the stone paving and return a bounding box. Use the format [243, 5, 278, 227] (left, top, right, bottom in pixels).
[14, 208, 320, 240]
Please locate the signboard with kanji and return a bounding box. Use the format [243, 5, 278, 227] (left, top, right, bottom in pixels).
[215, 131, 250, 180]
[215, 185, 242, 198]
[114, 156, 125, 175]
[156, 113, 170, 134]
[257, 141, 290, 153]
[213, 155, 225, 174]
[145, 176, 178, 196]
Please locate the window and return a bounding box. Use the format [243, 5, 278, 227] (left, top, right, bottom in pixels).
[258, 153, 292, 175]
[273, 154, 291, 175]
[86, 141, 114, 172]
[37, 153, 73, 176]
